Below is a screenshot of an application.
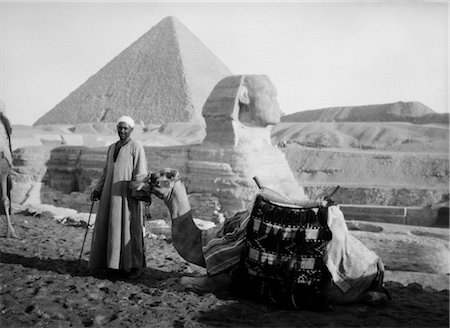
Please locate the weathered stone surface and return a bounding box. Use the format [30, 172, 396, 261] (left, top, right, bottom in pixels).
[285, 148, 448, 190]
[304, 186, 448, 208]
[203, 75, 282, 146]
[272, 121, 449, 151]
[187, 144, 307, 217]
[354, 229, 449, 274]
[11, 146, 53, 205]
[13, 139, 448, 223]
[45, 146, 85, 193]
[280, 101, 443, 124]
[35, 142, 305, 220]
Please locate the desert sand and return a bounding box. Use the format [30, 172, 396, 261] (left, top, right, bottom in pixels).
[1, 211, 449, 328]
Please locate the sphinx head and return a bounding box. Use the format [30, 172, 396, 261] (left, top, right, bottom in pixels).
[238, 75, 281, 127]
[203, 75, 282, 146]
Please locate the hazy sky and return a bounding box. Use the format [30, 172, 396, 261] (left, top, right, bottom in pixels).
[1, 1, 448, 125]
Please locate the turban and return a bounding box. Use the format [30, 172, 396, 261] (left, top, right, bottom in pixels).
[117, 115, 135, 128]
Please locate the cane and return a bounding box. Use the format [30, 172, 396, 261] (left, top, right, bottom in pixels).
[324, 185, 340, 204]
[253, 176, 263, 189]
[74, 201, 95, 273]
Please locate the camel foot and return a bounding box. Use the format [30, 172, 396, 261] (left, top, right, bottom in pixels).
[180, 273, 232, 293]
[6, 230, 19, 239]
[361, 290, 389, 305]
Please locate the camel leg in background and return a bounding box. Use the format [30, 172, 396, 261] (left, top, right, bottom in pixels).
[0, 161, 18, 239]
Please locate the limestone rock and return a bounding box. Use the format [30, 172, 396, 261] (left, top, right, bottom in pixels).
[281, 101, 445, 124]
[190, 74, 307, 216]
[11, 146, 53, 205]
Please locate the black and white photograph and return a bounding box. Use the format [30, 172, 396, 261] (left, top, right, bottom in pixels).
[0, 1, 448, 327]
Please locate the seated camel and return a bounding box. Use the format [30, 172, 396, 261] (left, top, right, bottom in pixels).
[130, 168, 390, 307]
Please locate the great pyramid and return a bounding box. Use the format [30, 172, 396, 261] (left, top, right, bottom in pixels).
[34, 16, 232, 126]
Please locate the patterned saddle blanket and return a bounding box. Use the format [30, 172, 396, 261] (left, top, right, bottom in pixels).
[241, 192, 332, 309]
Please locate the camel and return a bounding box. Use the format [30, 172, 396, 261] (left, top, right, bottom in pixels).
[131, 168, 390, 306]
[0, 111, 18, 239]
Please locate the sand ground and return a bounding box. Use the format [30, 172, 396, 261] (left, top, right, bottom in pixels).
[1, 212, 448, 328]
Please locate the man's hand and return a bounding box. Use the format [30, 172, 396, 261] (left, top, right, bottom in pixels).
[91, 190, 101, 202]
[130, 180, 145, 191]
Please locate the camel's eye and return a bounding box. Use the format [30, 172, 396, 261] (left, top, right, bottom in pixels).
[167, 170, 178, 179]
[155, 180, 171, 188]
[149, 173, 170, 189]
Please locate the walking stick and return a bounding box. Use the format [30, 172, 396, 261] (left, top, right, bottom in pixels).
[324, 185, 340, 204]
[253, 176, 263, 189]
[74, 201, 95, 273]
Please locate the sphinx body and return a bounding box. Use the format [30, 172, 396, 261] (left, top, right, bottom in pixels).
[131, 168, 389, 306]
[187, 74, 307, 220]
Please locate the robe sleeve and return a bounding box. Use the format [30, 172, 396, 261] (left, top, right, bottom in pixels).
[94, 144, 112, 194]
[132, 141, 148, 181]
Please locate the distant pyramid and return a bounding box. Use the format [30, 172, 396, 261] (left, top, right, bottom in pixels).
[34, 16, 232, 126]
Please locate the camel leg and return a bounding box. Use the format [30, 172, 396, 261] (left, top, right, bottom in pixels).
[1, 172, 18, 239]
[180, 272, 233, 293]
[323, 259, 389, 305]
[4, 201, 18, 239]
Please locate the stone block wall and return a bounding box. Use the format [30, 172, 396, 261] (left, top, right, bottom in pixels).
[16, 140, 304, 221]
[11, 143, 449, 224]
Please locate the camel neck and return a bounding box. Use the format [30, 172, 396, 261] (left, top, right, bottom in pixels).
[172, 209, 193, 221]
[165, 180, 191, 219]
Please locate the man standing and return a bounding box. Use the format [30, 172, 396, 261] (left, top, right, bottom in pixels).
[88, 116, 147, 279]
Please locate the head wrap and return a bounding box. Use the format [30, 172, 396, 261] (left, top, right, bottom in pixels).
[117, 115, 135, 128]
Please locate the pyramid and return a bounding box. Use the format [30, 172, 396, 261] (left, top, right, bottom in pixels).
[34, 16, 232, 126]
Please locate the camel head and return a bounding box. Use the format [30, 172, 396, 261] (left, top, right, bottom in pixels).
[148, 168, 181, 200]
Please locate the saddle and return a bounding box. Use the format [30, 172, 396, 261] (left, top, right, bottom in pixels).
[240, 191, 333, 310]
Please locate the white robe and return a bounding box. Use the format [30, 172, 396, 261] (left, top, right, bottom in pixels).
[88, 139, 147, 271]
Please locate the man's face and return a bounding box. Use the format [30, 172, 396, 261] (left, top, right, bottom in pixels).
[117, 122, 133, 140]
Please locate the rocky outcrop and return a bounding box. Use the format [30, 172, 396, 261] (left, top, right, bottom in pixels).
[34, 16, 231, 126]
[272, 121, 449, 151]
[305, 185, 447, 208]
[283, 148, 449, 190]
[281, 101, 448, 124]
[16, 140, 446, 224]
[11, 146, 53, 205]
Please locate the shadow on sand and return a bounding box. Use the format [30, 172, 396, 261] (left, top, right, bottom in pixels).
[0, 251, 185, 292]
